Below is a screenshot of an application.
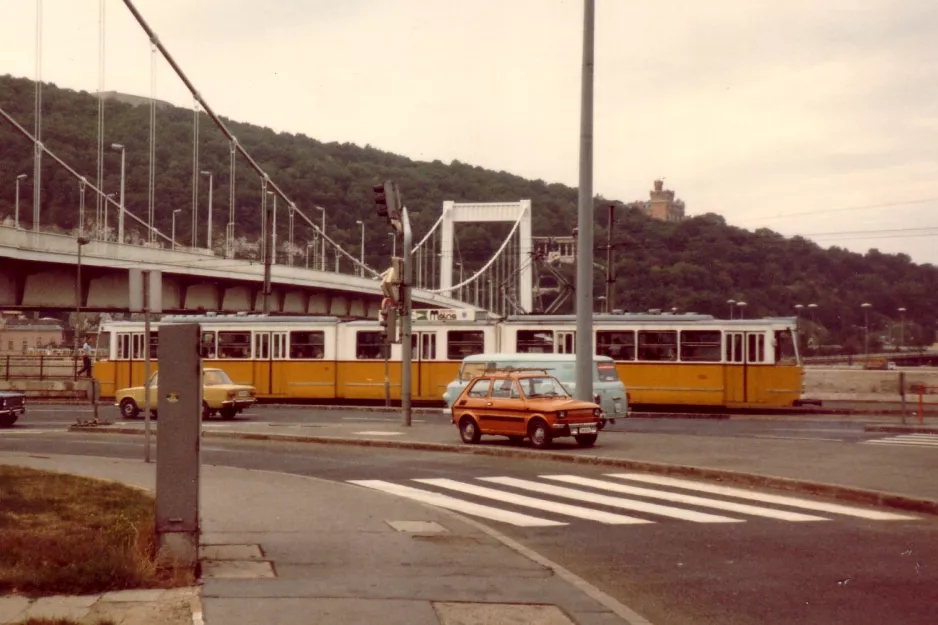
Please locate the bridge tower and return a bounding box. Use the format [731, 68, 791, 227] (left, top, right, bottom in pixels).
[439, 200, 532, 313]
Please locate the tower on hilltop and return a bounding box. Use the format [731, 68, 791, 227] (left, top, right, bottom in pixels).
[643, 179, 685, 223]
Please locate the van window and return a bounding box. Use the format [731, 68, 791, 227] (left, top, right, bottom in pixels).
[597, 361, 619, 381]
[447, 331, 485, 360]
[597, 331, 635, 360]
[517, 330, 553, 353]
[460, 361, 493, 381]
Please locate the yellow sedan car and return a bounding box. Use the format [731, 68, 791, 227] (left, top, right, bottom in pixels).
[116, 368, 256, 420]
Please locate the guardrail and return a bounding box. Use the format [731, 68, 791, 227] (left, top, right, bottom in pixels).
[0, 355, 83, 381]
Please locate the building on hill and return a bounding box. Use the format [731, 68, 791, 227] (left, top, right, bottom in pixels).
[0, 314, 64, 354]
[641, 179, 685, 223]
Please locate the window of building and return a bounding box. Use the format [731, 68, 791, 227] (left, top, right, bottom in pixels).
[218, 331, 251, 359]
[467, 378, 491, 398]
[446, 330, 485, 360]
[356, 331, 384, 360]
[517, 330, 553, 353]
[596, 331, 635, 360]
[637, 330, 678, 361]
[680, 330, 721, 362]
[290, 331, 325, 359]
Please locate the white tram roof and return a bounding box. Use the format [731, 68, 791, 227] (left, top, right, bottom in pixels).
[461, 352, 616, 363]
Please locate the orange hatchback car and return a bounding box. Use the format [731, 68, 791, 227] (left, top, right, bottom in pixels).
[451, 369, 603, 449]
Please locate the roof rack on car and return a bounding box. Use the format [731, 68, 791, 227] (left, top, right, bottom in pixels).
[482, 366, 553, 373]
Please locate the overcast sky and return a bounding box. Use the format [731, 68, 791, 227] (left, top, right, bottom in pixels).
[2, 0, 937, 265]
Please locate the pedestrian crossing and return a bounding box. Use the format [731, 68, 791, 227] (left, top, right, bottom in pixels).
[862, 434, 938, 449]
[348, 473, 918, 528]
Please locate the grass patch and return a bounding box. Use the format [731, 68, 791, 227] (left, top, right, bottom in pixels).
[0, 465, 193, 597]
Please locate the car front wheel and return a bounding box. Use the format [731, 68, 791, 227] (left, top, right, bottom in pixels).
[459, 416, 481, 444]
[528, 419, 552, 450]
[119, 399, 140, 419]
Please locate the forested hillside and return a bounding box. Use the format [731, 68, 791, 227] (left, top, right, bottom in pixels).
[0, 74, 934, 351]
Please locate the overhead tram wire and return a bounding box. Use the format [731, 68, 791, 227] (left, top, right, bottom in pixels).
[120, 0, 377, 277]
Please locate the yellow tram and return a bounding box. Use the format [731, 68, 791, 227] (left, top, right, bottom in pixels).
[93, 311, 803, 408]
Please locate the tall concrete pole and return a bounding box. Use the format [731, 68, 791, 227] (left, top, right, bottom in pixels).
[400, 208, 413, 426]
[574, 0, 595, 402]
[605, 204, 614, 313]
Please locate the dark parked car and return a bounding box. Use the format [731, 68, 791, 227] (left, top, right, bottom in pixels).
[0, 391, 26, 427]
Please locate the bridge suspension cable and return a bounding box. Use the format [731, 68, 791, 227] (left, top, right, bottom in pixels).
[119, 0, 378, 278]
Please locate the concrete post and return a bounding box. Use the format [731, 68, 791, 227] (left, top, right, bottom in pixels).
[155, 323, 202, 567]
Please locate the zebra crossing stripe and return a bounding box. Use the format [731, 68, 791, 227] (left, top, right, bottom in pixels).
[863, 435, 938, 448]
[414, 478, 652, 525]
[544, 475, 827, 522]
[479, 476, 743, 523]
[347, 480, 566, 527]
[608, 474, 918, 521]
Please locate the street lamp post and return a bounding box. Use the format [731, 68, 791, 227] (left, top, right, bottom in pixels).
[104, 193, 116, 240]
[201, 170, 213, 251]
[355, 220, 365, 277]
[861, 302, 872, 357]
[898, 307, 907, 349]
[727, 299, 736, 320]
[74, 236, 90, 366]
[306, 241, 314, 268]
[14, 174, 27, 229]
[288, 203, 296, 266]
[111, 144, 126, 243]
[315, 206, 326, 271]
[266, 191, 278, 266]
[171, 209, 182, 250]
[736, 301, 747, 319]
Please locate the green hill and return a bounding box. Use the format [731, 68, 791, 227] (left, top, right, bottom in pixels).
[0, 74, 934, 351]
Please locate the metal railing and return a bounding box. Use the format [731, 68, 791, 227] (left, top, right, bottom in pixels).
[0, 355, 86, 381]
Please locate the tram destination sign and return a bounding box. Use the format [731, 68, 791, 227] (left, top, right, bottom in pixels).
[412, 309, 476, 322]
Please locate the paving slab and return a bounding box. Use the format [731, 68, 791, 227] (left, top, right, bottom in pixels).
[21, 594, 98, 620]
[201, 560, 276, 579]
[0, 596, 30, 625]
[100, 588, 167, 603]
[201, 544, 264, 560]
[204, 597, 441, 625]
[433, 602, 576, 625]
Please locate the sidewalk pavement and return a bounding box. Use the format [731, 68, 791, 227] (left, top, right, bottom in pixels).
[0, 451, 645, 625]
[78, 411, 938, 512]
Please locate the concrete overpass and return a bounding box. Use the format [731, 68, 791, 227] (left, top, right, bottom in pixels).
[0, 227, 476, 319]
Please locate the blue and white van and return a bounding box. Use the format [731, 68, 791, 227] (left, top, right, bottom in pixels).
[442, 353, 629, 425]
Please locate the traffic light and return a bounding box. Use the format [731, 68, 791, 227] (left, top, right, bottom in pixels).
[378, 298, 399, 343]
[372, 180, 402, 226]
[380, 261, 401, 303]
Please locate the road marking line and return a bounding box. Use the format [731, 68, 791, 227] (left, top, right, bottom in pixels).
[608, 474, 918, 521]
[0, 429, 47, 435]
[863, 439, 938, 448]
[752, 435, 844, 442]
[415, 478, 651, 525]
[347, 480, 566, 527]
[480, 477, 742, 524]
[545, 475, 827, 522]
[354, 431, 403, 436]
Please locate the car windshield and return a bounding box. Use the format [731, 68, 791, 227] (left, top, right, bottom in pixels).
[204, 370, 233, 386]
[520, 376, 569, 399]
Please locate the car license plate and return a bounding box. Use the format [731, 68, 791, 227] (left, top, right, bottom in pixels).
[573, 425, 596, 434]
[614, 401, 622, 413]
[238, 390, 249, 397]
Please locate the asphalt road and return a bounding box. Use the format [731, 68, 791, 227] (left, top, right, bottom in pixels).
[21, 402, 910, 444]
[2, 408, 937, 625]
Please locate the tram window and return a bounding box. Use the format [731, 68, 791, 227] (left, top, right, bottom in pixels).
[149, 332, 159, 359]
[290, 331, 325, 359]
[596, 331, 635, 360]
[680, 331, 721, 362]
[447, 331, 485, 360]
[200, 332, 217, 358]
[748, 334, 765, 363]
[775, 330, 797, 364]
[95, 331, 110, 361]
[356, 331, 384, 360]
[132, 334, 145, 359]
[517, 330, 554, 353]
[218, 331, 251, 359]
[411, 333, 436, 360]
[117, 334, 130, 360]
[638, 331, 678, 361]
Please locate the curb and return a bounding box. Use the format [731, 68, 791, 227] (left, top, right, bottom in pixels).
[71, 426, 938, 518]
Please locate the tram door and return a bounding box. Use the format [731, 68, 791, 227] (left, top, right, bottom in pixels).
[555, 331, 576, 354]
[252, 332, 287, 396]
[725, 332, 765, 405]
[411, 332, 436, 399]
